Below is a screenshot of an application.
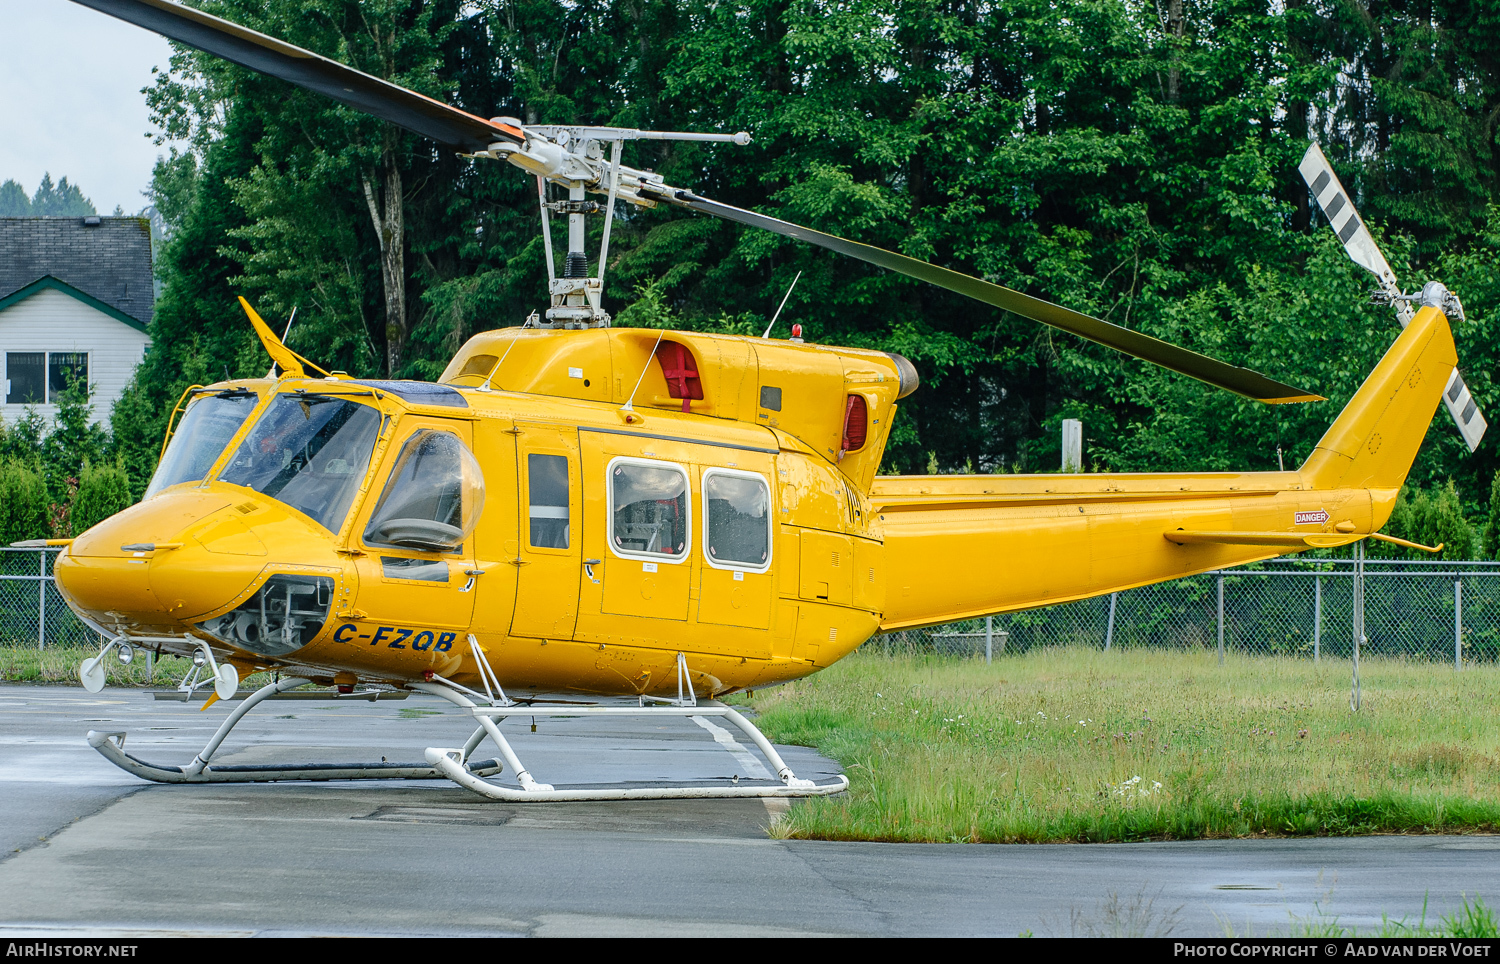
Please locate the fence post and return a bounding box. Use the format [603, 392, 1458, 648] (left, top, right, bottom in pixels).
[1455, 577, 1463, 672]
[37, 549, 47, 651]
[1104, 593, 1117, 652]
[985, 615, 993, 665]
[1313, 574, 1322, 664]
[1216, 572, 1225, 666]
[1351, 542, 1364, 712]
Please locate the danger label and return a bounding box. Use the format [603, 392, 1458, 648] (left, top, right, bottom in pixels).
[1294, 509, 1330, 525]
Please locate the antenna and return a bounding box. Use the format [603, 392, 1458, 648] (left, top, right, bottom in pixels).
[762, 271, 802, 338]
[620, 328, 668, 417]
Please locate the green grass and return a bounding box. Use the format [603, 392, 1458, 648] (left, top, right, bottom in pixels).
[747, 647, 1500, 843]
[0, 644, 278, 690]
[1263, 895, 1499, 937]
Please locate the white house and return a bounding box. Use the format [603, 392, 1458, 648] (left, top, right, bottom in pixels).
[0, 217, 153, 428]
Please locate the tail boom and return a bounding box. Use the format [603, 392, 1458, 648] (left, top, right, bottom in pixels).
[872, 308, 1456, 631]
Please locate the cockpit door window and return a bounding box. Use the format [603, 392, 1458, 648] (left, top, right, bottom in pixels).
[363, 429, 485, 552]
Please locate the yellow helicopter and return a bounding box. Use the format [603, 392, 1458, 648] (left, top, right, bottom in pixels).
[46, 0, 1480, 802]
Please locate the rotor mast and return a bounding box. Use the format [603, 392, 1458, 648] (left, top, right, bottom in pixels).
[483, 122, 753, 329]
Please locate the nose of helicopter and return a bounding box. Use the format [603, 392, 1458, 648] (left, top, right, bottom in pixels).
[54, 489, 307, 637]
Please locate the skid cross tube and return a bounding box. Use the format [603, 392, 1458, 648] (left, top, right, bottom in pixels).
[87, 676, 501, 785]
[412, 682, 847, 802]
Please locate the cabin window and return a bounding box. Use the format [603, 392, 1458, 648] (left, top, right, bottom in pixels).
[609, 458, 690, 561]
[527, 453, 570, 549]
[842, 394, 868, 452]
[219, 395, 381, 534]
[364, 429, 486, 552]
[656, 342, 703, 412]
[145, 390, 260, 499]
[703, 470, 771, 571]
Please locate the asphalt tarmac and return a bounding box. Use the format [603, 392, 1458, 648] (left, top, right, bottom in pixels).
[1, 683, 1497, 938]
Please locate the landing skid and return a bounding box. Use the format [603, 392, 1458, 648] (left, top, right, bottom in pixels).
[87, 677, 502, 784]
[85, 675, 849, 800]
[413, 681, 850, 801]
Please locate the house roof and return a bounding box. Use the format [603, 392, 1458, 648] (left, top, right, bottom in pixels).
[0, 217, 155, 328]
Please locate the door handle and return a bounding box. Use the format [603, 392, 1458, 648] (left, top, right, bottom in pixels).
[583, 559, 601, 583]
[459, 568, 484, 593]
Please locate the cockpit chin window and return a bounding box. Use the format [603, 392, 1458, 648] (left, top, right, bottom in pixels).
[218, 395, 381, 534]
[197, 574, 334, 657]
[144, 390, 259, 499]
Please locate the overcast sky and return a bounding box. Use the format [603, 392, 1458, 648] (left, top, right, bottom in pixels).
[0, 0, 177, 215]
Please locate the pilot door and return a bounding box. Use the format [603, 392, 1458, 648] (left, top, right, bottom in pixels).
[347, 418, 480, 651]
[509, 422, 582, 639]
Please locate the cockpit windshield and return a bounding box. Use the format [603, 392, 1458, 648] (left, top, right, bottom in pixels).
[218, 394, 381, 533]
[144, 391, 260, 500]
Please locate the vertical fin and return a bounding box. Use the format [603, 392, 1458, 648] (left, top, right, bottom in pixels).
[1299, 306, 1457, 492]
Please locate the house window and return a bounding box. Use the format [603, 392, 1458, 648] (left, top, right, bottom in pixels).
[4, 351, 88, 405]
[48, 353, 89, 399]
[5, 353, 44, 404]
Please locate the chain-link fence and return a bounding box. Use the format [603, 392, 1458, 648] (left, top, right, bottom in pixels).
[870, 558, 1500, 667]
[5, 546, 1498, 666]
[0, 548, 100, 649]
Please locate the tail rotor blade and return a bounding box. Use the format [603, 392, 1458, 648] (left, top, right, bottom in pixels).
[1443, 369, 1488, 452]
[660, 190, 1323, 405]
[1298, 144, 1404, 308]
[1299, 143, 1487, 452]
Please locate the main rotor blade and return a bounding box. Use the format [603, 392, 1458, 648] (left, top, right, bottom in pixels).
[660, 190, 1323, 404]
[1299, 143, 1487, 452]
[69, 0, 523, 153]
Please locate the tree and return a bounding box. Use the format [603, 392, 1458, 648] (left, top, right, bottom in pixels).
[0, 180, 31, 216]
[71, 459, 134, 537]
[28, 174, 97, 217]
[0, 461, 49, 546]
[1377, 480, 1477, 561]
[1484, 470, 1500, 560]
[112, 0, 1500, 496]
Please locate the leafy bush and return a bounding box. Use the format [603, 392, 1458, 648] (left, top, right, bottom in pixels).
[71, 459, 134, 537]
[0, 460, 49, 545]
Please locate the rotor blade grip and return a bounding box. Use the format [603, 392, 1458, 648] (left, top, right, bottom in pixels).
[68, 0, 522, 152]
[667, 192, 1322, 404]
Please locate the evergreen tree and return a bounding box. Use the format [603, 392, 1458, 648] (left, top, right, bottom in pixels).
[30, 174, 96, 217]
[108, 0, 1500, 494]
[0, 461, 49, 546]
[71, 459, 134, 537]
[1484, 470, 1500, 560]
[41, 375, 106, 504]
[0, 180, 31, 216]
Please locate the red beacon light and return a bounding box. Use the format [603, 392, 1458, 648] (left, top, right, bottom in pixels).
[790, 324, 804, 344]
